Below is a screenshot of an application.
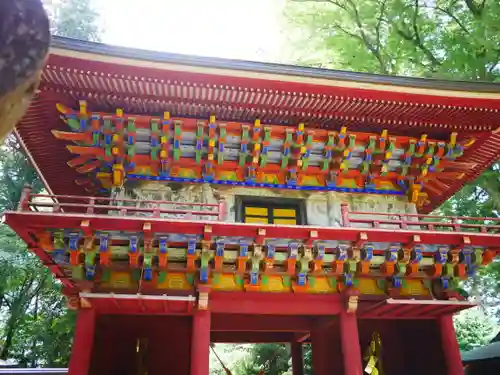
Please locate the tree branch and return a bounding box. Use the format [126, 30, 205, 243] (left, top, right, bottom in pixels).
[396, 0, 441, 69]
[464, 0, 486, 17]
[423, 4, 470, 34]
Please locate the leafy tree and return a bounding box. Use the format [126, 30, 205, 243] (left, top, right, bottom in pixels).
[454, 308, 499, 351]
[49, 0, 101, 42]
[234, 344, 291, 375]
[0, 0, 100, 366]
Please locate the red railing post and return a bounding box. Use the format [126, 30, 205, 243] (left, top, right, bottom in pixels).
[218, 199, 226, 221]
[399, 214, 408, 229]
[452, 217, 461, 232]
[17, 184, 33, 212]
[86, 198, 95, 214]
[340, 202, 350, 227]
[152, 204, 160, 218]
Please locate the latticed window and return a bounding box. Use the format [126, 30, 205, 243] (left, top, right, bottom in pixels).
[237, 197, 305, 225]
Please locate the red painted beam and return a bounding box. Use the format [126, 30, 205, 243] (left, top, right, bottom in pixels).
[211, 331, 295, 343]
[6, 211, 500, 248]
[211, 314, 312, 332]
[210, 292, 343, 316]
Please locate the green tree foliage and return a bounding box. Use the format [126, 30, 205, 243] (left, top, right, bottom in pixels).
[0, 0, 100, 366]
[285, 0, 500, 81]
[49, 0, 101, 42]
[234, 344, 291, 375]
[454, 309, 499, 351]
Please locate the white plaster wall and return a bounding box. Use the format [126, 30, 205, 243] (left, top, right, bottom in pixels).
[113, 181, 417, 228]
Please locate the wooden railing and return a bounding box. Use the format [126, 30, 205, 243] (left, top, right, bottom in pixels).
[17, 186, 225, 221]
[16, 186, 500, 234]
[340, 203, 500, 234]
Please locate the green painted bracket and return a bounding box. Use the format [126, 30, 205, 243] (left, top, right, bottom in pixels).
[185, 274, 195, 285]
[151, 119, 159, 133]
[239, 151, 247, 167]
[65, 117, 80, 131]
[261, 275, 269, 286]
[298, 258, 310, 274]
[321, 158, 329, 172]
[281, 156, 290, 169]
[72, 265, 84, 280]
[308, 276, 316, 288]
[143, 253, 153, 268]
[263, 127, 271, 142]
[259, 154, 268, 168]
[197, 123, 204, 138]
[84, 250, 97, 267]
[217, 148, 224, 164]
[173, 149, 181, 160]
[407, 141, 415, 156]
[348, 134, 356, 149]
[127, 145, 135, 158]
[132, 269, 141, 282]
[426, 142, 436, 157]
[103, 117, 112, 131]
[127, 119, 136, 132]
[444, 263, 454, 276]
[345, 260, 358, 274]
[328, 277, 337, 289]
[473, 249, 483, 266]
[367, 136, 376, 152]
[326, 133, 335, 147]
[302, 157, 310, 170]
[92, 132, 100, 146]
[235, 274, 244, 287]
[241, 125, 250, 141]
[282, 276, 291, 288]
[101, 269, 111, 283]
[361, 161, 370, 175]
[396, 262, 407, 276]
[53, 232, 65, 249]
[376, 279, 386, 291]
[400, 164, 409, 177]
[200, 251, 212, 268]
[157, 271, 167, 284]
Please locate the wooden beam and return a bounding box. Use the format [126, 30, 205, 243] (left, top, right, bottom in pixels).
[211, 314, 312, 332]
[211, 331, 295, 343]
[210, 292, 343, 316]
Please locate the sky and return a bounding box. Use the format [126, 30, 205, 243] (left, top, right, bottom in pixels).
[94, 0, 289, 62]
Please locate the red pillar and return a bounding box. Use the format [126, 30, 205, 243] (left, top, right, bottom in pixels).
[291, 342, 304, 375]
[68, 308, 96, 375]
[311, 328, 327, 375]
[340, 311, 363, 375]
[190, 310, 211, 375]
[439, 315, 465, 375]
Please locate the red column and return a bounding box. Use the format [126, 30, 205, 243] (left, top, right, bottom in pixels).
[311, 328, 327, 375]
[340, 311, 363, 375]
[439, 315, 465, 375]
[68, 308, 96, 375]
[291, 342, 304, 375]
[190, 310, 211, 375]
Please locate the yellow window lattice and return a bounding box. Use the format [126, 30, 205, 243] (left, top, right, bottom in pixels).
[245, 216, 270, 224]
[273, 218, 297, 225]
[273, 208, 296, 217]
[245, 207, 268, 216]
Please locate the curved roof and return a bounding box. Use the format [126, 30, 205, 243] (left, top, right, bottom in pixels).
[16, 36, 500, 211]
